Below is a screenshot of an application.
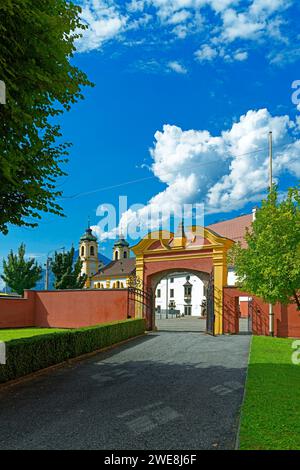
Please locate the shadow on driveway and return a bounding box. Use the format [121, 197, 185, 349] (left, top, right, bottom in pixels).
[0, 332, 251, 450]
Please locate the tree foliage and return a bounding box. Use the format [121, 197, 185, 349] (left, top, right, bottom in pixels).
[51, 247, 87, 289]
[229, 185, 300, 309]
[1, 243, 42, 295]
[0, 0, 93, 234]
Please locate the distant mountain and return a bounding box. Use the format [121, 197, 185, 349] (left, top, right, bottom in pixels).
[34, 269, 55, 291]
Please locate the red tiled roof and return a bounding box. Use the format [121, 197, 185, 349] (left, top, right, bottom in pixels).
[207, 213, 253, 246]
[93, 258, 136, 278]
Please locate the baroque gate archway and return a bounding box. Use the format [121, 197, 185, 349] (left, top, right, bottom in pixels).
[131, 223, 234, 335]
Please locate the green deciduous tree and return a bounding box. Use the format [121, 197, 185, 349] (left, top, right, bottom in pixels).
[0, 0, 93, 234]
[51, 247, 87, 289]
[1, 243, 42, 295]
[229, 185, 300, 309]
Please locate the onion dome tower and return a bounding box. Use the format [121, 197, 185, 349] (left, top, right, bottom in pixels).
[113, 234, 130, 261]
[79, 225, 99, 285]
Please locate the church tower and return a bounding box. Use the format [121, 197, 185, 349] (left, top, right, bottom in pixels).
[79, 225, 99, 286]
[113, 234, 130, 261]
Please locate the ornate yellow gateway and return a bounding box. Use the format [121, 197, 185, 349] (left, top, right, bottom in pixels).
[131, 222, 234, 335]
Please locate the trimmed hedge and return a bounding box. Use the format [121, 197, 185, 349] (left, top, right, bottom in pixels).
[0, 319, 145, 384]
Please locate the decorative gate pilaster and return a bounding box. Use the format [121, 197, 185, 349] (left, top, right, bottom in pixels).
[206, 271, 215, 335]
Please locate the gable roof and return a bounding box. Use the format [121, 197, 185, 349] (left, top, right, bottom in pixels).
[92, 258, 136, 278]
[207, 213, 253, 247]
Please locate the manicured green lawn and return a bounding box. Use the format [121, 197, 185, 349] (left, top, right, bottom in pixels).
[0, 328, 69, 342]
[239, 336, 300, 450]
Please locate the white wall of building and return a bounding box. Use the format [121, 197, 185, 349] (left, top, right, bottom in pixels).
[227, 268, 237, 286]
[155, 274, 205, 317]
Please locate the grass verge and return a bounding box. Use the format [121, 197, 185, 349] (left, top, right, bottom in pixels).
[239, 335, 300, 450]
[0, 328, 69, 342]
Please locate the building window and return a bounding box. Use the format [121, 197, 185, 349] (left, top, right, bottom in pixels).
[170, 277, 174, 283]
[81, 246, 84, 256]
[115, 251, 119, 261]
[156, 305, 161, 313]
[184, 286, 192, 297]
[157, 289, 161, 298]
[90, 246, 95, 256]
[124, 251, 127, 259]
[170, 289, 174, 298]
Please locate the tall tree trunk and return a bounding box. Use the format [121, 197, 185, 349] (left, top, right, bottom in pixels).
[293, 291, 300, 310]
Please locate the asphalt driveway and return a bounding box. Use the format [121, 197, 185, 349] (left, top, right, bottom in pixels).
[0, 332, 251, 450]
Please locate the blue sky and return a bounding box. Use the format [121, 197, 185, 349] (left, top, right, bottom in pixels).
[1, 0, 300, 281]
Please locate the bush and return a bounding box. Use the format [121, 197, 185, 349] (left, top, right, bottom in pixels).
[0, 319, 145, 384]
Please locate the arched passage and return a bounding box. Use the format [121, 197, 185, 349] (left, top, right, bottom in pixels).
[149, 268, 210, 331]
[131, 226, 234, 335]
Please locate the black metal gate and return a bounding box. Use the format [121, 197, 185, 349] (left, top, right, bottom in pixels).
[127, 287, 153, 330]
[206, 271, 215, 335]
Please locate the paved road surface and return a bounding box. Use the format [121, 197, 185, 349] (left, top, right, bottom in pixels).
[156, 317, 251, 334]
[156, 316, 206, 332]
[0, 332, 251, 450]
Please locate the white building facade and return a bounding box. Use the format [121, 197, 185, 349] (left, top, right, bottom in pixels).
[155, 273, 206, 317]
[155, 269, 245, 318]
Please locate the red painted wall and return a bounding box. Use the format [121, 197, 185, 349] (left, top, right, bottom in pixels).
[0, 290, 128, 329]
[239, 301, 249, 318]
[275, 303, 300, 338]
[0, 291, 35, 328]
[223, 289, 240, 334]
[248, 296, 270, 336]
[34, 289, 128, 328]
[223, 287, 300, 338]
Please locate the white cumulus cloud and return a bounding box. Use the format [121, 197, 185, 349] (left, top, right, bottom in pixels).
[75, 0, 295, 65]
[93, 108, 300, 238]
[76, 0, 128, 52]
[233, 50, 248, 61]
[167, 60, 188, 74]
[195, 44, 218, 62]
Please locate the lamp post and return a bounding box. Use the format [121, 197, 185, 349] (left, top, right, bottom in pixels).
[44, 246, 65, 290]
